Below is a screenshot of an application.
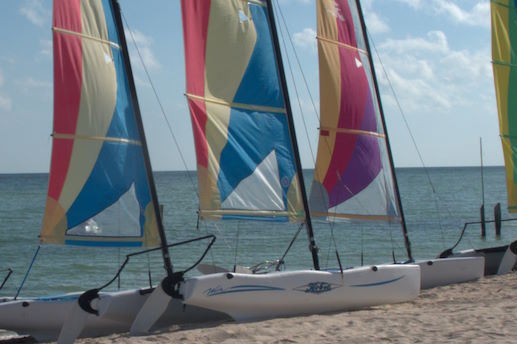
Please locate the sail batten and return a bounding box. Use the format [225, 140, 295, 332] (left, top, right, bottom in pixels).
[309, 0, 399, 222]
[41, 0, 161, 247]
[317, 35, 368, 55]
[186, 93, 287, 114]
[53, 26, 120, 49]
[181, 0, 304, 222]
[319, 126, 386, 138]
[52, 132, 142, 145]
[491, 0, 517, 212]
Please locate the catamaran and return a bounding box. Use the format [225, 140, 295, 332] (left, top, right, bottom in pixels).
[439, 0, 517, 276]
[0, 0, 227, 342]
[143, 0, 422, 323]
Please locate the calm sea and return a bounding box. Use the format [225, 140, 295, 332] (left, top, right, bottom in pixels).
[0, 167, 515, 298]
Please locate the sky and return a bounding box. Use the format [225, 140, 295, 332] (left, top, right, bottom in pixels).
[0, 0, 500, 174]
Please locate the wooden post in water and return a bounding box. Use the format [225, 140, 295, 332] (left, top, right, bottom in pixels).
[480, 138, 486, 238]
[494, 202, 502, 237]
[480, 205, 486, 237]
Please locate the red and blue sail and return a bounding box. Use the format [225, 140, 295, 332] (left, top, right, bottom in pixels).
[181, 0, 304, 221]
[309, 0, 399, 222]
[40, 0, 160, 246]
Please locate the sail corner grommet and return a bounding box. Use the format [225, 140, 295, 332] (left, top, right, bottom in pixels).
[371, 266, 378, 272]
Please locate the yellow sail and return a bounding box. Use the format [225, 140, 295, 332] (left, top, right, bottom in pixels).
[492, 0, 517, 212]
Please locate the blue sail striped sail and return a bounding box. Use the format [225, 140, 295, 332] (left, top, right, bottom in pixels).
[181, 0, 304, 222]
[40, 0, 160, 247]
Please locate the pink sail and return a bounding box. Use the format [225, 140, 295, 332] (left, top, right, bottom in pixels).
[309, 0, 399, 222]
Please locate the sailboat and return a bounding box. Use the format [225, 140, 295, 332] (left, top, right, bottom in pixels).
[159, 0, 421, 322]
[304, 0, 484, 290]
[439, 0, 517, 276]
[0, 0, 227, 342]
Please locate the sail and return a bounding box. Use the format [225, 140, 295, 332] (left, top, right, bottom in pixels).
[40, 0, 161, 247]
[492, 0, 517, 212]
[309, 0, 399, 222]
[181, 0, 303, 222]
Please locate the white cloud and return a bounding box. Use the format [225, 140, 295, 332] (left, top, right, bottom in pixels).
[395, 0, 422, 9]
[124, 29, 160, 70]
[365, 12, 390, 34]
[293, 28, 316, 51]
[381, 68, 451, 111]
[432, 0, 490, 28]
[15, 77, 52, 91]
[380, 31, 449, 55]
[40, 39, 52, 57]
[0, 95, 12, 111]
[440, 49, 491, 83]
[372, 27, 490, 116]
[134, 75, 151, 88]
[0, 70, 12, 112]
[0, 57, 16, 65]
[20, 0, 50, 27]
[362, 0, 374, 10]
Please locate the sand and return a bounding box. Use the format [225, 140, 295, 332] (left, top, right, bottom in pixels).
[73, 272, 517, 343]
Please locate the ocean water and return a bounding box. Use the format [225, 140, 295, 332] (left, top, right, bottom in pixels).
[0, 167, 516, 298]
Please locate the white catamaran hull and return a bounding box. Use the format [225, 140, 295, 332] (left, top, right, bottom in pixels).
[415, 256, 485, 289]
[447, 240, 517, 275]
[0, 287, 229, 342]
[181, 264, 420, 321]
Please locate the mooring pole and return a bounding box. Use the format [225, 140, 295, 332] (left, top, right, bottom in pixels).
[480, 138, 486, 238]
[494, 202, 502, 237]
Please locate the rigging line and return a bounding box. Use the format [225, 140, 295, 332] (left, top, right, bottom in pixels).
[233, 222, 241, 272]
[277, 223, 305, 271]
[389, 222, 396, 263]
[121, 12, 198, 198]
[330, 221, 340, 270]
[274, 0, 316, 167]
[117, 247, 121, 290]
[210, 222, 234, 252]
[327, 222, 343, 273]
[275, 0, 342, 229]
[198, 219, 222, 269]
[275, 1, 320, 122]
[366, 27, 451, 236]
[15, 245, 40, 300]
[276, 0, 336, 214]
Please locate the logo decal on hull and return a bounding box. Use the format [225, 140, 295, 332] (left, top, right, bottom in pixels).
[205, 285, 284, 297]
[293, 282, 341, 294]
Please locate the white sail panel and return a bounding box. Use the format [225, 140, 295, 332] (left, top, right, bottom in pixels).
[221, 150, 284, 211]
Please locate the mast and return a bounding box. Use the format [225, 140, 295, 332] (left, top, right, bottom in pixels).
[111, 0, 174, 277]
[354, 0, 413, 261]
[265, 0, 320, 270]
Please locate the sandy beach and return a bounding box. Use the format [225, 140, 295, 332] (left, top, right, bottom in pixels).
[73, 272, 517, 343]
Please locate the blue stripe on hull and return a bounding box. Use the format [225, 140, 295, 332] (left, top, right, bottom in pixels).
[349, 275, 404, 287]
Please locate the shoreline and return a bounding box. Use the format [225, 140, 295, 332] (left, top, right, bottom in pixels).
[75, 272, 517, 343]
